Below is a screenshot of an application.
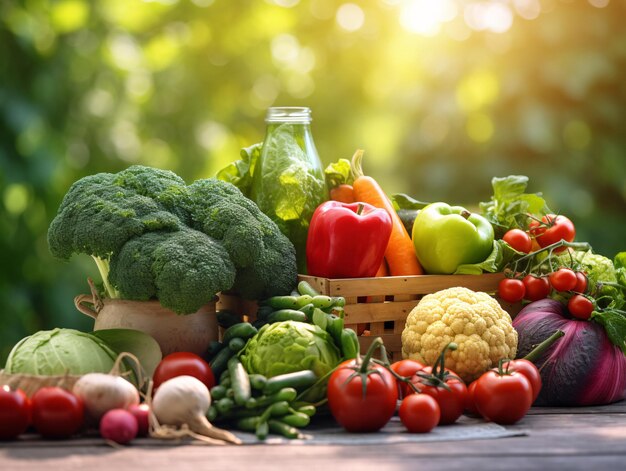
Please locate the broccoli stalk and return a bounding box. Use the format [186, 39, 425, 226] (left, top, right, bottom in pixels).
[91, 255, 120, 299]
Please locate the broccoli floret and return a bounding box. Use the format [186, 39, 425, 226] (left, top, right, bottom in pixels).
[109, 229, 236, 314]
[48, 172, 181, 260]
[185, 178, 297, 298]
[233, 232, 298, 299]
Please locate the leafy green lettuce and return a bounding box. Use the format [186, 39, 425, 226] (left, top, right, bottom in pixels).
[479, 175, 547, 238]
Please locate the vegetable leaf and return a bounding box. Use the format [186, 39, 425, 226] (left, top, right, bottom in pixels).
[215, 143, 262, 197]
[479, 175, 548, 238]
[592, 309, 626, 355]
[391, 193, 431, 211]
[324, 158, 353, 189]
[454, 239, 522, 275]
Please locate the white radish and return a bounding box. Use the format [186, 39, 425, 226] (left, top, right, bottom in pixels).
[151, 375, 240, 445]
[73, 373, 140, 421]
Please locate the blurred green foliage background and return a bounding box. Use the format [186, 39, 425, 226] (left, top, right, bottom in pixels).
[1, 0, 625, 364]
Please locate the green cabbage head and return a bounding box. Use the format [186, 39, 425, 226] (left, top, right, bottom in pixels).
[4, 328, 119, 375]
[240, 321, 341, 380]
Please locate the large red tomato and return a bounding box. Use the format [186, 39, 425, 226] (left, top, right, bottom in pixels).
[473, 369, 533, 425]
[31, 387, 84, 438]
[0, 385, 31, 440]
[153, 352, 215, 390]
[412, 365, 468, 425]
[328, 354, 398, 432]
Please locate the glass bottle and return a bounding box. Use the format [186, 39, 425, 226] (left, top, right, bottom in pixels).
[250, 107, 328, 274]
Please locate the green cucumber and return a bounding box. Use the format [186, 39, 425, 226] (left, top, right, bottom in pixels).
[263, 370, 318, 395]
[222, 322, 258, 344]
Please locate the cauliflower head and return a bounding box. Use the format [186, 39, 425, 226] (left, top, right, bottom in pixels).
[401, 286, 517, 383]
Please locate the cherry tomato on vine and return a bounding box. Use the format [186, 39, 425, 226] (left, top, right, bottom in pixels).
[500, 359, 542, 402]
[327, 339, 398, 433]
[574, 272, 588, 294]
[568, 294, 594, 320]
[153, 352, 215, 390]
[399, 394, 440, 433]
[522, 275, 551, 301]
[503, 229, 532, 253]
[473, 368, 533, 425]
[31, 387, 84, 438]
[0, 385, 31, 440]
[530, 214, 575, 251]
[549, 268, 578, 292]
[498, 278, 526, 303]
[391, 359, 425, 398]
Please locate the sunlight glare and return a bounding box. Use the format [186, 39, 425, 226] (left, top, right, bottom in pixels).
[464, 2, 514, 33]
[400, 0, 458, 37]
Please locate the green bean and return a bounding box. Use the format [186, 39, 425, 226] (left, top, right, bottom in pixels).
[228, 356, 251, 406]
[297, 280, 320, 297]
[209, 385, 227, 401]
[268, 419, 302, 439]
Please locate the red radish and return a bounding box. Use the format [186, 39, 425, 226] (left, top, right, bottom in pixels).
[100, 409, 138, 445]
[128, 404, 150, 437]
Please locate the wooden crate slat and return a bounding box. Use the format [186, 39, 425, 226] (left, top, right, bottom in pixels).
[358, 334, 402, 354]
[344, 301, 416, 324]
[299, 273, 503, 297]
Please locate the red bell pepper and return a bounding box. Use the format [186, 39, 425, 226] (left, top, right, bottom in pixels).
[306, 201, 392, 278]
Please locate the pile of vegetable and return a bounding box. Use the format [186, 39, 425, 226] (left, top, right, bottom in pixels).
[47, 165, 298, 313]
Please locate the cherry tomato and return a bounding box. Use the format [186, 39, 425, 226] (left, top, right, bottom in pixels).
[498, 278, 526, 303]
[473, 370, 533, 425]
[568, 294, 594, 320]
[153, 352, 215, 390]
[31, 387, 84, 438]
[549, 268, 578, 292]
[327, 358, 398, 432]
[412, 366, 468, 425]
[390, 359, 425, 398]
[574, 272, 588, 294]
[0, 385, 31, 440]
[500, 359, 542, 403]
[531, 214, 575, 251]
[399, 394, 440, 433]
[503, 229, 532, 253]
[522, 275, 551, 301]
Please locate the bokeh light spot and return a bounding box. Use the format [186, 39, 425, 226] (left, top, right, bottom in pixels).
[336, 3, 366, 32]
[4, 184, 31, 216]
[456, 70, 499, 112]
[466, 113, 494, 143]
[51, 0, 89, 34]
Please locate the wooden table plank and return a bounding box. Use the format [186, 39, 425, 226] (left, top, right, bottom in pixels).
[1, 402, 625, 470]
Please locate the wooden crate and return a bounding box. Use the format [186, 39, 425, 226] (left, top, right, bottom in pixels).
[298, 273, 505, 362]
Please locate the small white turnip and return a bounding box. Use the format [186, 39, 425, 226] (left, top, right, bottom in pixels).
[151, 375, 240, 445]
[73, 373, 140, 421]
[100, 409, 138, 445]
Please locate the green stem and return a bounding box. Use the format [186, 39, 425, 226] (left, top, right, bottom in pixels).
[350, 149, 365, 180]
[359, 337, 383, 374]
[523, 330, 565, 363]
[433, 342, 457, 380]
[91, 255, 120, 299]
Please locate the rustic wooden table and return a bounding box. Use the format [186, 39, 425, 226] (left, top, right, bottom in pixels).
[1, 401, 625, 471]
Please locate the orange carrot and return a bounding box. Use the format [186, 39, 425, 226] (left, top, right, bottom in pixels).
[330, 184, 355, 203]
[375, 258, 389, 277]
[351, 149, 423, 276]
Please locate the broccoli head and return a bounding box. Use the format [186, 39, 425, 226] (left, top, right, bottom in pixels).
[109, 229, 236, 314]
[48, 165, 297, 312]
